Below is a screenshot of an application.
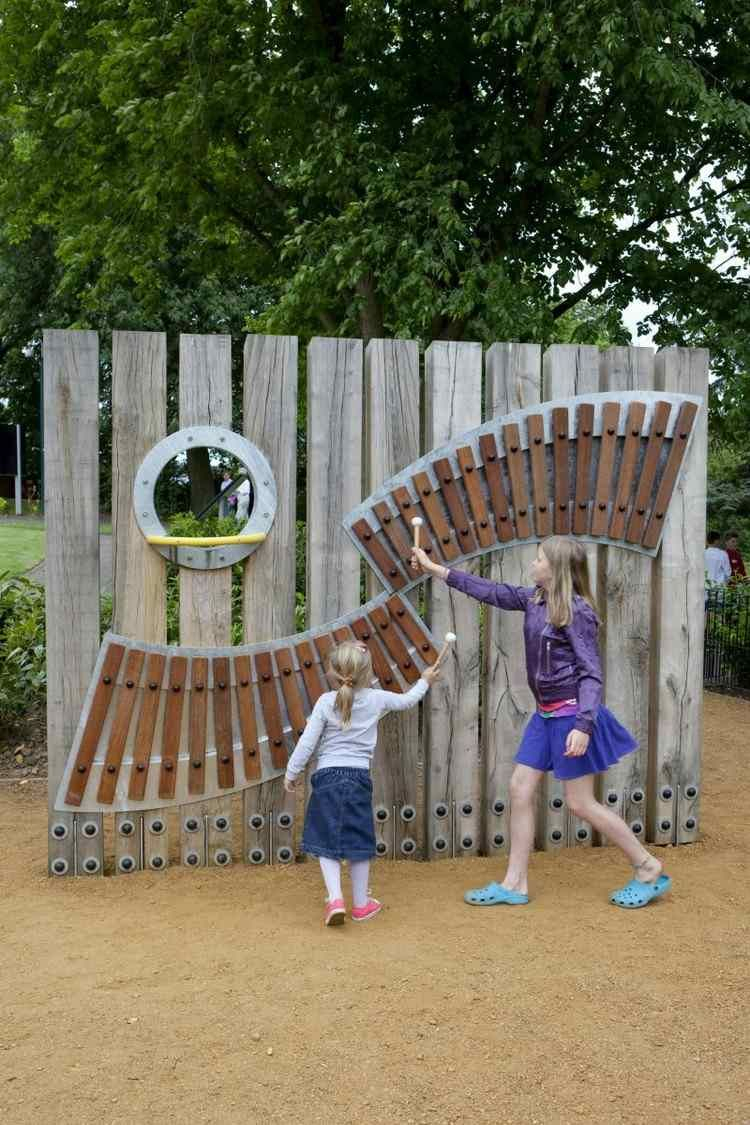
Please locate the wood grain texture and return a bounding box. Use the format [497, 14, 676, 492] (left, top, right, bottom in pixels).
[483, 343, 541, 855]
[598, 347, 654, 842]
[43, 329, 102, 875]
[179, 334, 233, 866]
[650, 348, 708, 845]
[307, 337, 362, 622]
[424, 341, 482, 858]
[111, 330, 167, 871]
[365, 340, 421, 858]
[242, 335, 299, 858]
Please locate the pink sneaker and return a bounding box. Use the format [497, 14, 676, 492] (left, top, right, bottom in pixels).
[351, 897, 382, 923]
[324, 898, 346, 926]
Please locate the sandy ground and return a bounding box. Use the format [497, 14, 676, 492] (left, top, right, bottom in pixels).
[0, 692, 748, 1125]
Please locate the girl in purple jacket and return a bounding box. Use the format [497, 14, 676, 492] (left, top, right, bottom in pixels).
[411, 536, 671, 910]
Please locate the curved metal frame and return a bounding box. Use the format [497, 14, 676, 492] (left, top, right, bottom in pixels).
[133, 425, 277, 570]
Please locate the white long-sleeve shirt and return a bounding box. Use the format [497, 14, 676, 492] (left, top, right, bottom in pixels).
[284, 679, 430, 779]
[705, 546, 732, 585]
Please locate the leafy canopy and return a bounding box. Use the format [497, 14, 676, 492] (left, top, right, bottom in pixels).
[1, 0, 749, 347]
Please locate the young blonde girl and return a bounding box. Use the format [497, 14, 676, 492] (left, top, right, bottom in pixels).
[411, 536, 671, 910]
[284, 641, 439, 926]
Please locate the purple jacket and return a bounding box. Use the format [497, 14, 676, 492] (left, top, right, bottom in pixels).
[446, 569, 602, 736]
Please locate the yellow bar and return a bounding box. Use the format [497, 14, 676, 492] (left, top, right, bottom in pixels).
[146, 534, 267, 547]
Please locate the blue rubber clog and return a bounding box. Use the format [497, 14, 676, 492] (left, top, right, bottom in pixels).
[610, 874, 672, 909]
[464, 881, 529, 906]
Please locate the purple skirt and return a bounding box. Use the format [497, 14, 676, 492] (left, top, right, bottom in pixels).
[515, 707, 638, 780]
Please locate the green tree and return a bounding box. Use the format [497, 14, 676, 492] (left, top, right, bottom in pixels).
[1, 0, 749, 348]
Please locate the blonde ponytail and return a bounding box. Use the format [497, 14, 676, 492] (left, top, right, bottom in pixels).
[328, 642, 374, 728]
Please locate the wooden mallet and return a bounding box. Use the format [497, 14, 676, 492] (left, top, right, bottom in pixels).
[432, 631, 457, 669]
[411, 515, 423, 550]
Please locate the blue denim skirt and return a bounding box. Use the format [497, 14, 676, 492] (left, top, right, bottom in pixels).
[515, 707, 638, 780]
[302, 766, 377, 861]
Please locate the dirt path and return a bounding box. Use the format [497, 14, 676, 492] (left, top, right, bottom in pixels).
[0, 692, 748, 1125]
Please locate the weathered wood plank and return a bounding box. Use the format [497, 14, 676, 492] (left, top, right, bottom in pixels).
[542, 345, 601, 849]
[424, 342, 482, 858]
[304, 337, 363, 865]
[111, 331, 167, 873]
[242, 335, 299, 863]
[483, 343, 541, 856]
[307, 337, 363, 622]
[650, 348, 708, 845]
[44, 329, 102, 876]
[365, 339, 421, 859]
[598, 347, 654, 845]
[179, 334, 233, 868]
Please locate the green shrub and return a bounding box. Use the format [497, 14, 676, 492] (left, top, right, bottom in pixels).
[0, 497, 9, 516]
[0, 572, 46, 717]
[0, 573, 116, 721]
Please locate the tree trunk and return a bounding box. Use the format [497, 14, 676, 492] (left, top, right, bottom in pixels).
[357, 273, 385, 342]
[187, 446, 216, 516]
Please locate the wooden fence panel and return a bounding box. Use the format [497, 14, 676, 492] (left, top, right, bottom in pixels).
[541, 345, 601, 849]
[365, 339, 421, 859]
[242, 334, 299, 865]
[598, 347, 653, 845]
[44, 330, 102, 876]
[651, 348, 709, 845]
[111, 331, 167, 873]
[179, 334, 233, 868]
[424, 342, 482, 859]
[306, 337, 363, 869]
[307, 338, 363, 622]
[483, 343, 541, 856]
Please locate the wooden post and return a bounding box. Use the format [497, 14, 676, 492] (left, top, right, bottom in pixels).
[242, 335, 299, 865]
[111, 331, 167, 873]
[424, 342, 482, 859]
[179, 334, 233, 868]
[541, 345, 601, 849]
[483, 343, 541, 856]
[597, 347, 654, 845]
[44, 330, 102, 876]
[365, 339, 421, 859]
[307, 338, 363, 624]
[650, 348, 709, 845]
[306, 337, 363, 869]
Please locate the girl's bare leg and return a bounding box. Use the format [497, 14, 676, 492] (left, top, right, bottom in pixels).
[563, 775, 663, 881]
[501, 764, 545, 895]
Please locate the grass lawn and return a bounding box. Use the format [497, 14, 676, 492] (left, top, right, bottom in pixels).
[0, 524, 46, 575]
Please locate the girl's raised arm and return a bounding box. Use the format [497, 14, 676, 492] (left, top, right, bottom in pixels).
[445, 568, 532, 611]
[373, 675, 431, 715]
[410, 547, 531, 611]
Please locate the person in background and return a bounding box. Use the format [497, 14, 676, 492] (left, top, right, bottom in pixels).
[705, 530, 732, 588]
[235, 476, 252, 523]
[218, 470, 234, 518]
[724, 531, 747, 583]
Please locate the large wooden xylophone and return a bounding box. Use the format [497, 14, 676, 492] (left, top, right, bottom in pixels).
[55, 389, 701, 820]
[344, 391, 701, 590]
[54, 593, 438, 814]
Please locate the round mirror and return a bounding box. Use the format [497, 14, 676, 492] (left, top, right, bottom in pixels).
[133, 426, 276, 570]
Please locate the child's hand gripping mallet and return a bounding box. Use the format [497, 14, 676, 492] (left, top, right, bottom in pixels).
[432, 631, 457, 670]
